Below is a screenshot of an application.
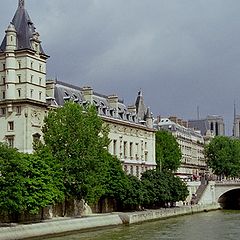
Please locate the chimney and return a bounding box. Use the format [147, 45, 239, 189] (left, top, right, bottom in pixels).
[82, 86, 93, 102]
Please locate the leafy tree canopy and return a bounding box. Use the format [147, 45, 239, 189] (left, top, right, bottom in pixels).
[40, 102, 110, 204]
[141, 170, 188, 208]
[204, 136, 240, 177]
[155, 130, 182, 172]
[0, 143, 64, 216]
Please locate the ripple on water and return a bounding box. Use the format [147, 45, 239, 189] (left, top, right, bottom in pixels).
[43, 210, 240, 240]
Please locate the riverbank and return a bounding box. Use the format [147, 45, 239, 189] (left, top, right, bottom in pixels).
[0, 203, 221, 240]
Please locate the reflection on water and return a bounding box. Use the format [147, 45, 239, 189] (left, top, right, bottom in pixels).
[42, 210, 240, 240]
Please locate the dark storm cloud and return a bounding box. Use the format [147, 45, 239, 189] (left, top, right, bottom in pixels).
[1, 0, 240, 134]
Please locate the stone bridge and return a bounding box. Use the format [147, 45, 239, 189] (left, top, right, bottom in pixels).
[198, 180, 240, 209]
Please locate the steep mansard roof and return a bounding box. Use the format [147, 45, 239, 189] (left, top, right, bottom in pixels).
[0, 3, 46, 55]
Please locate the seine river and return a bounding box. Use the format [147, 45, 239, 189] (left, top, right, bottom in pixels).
[44, 210, 240, 240]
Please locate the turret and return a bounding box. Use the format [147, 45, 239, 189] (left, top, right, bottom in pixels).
[5, 23, 17, 101]
[5, 23, 17, 51]
[146, 107, 153, 128]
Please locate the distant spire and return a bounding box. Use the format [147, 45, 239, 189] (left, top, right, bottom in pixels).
[19, 0, 25, 8]
[234, 100, 236, 120]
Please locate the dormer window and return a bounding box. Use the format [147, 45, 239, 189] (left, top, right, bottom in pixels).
[63, 91, 70, 101]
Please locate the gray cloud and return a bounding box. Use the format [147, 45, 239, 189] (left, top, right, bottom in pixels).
[1, 0, 240, 134]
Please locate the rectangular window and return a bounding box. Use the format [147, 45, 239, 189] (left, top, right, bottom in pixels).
[17, 89, 21, 97]
[8, 121, 14, 131]
[113, 139, 117, 155]
[16, 106, 21, 115]
[7, 137, 14, 148]
[30, 62, 33, 69]
[17, 75, 21, 83]
[123, 141, 127, 158]
[2, 91, 5, 99]
[39, 64, 42, 72]
[30, 89, 33, 98]
[18, 61, 21, 69]
[145, 152, 148, 161]
[130, 142, 133, 158]
[3, 63, 5, 70]
[39, 77, 42, 85]
[31, 75, 33, 83]
[0, 107, 6, 116]
[39, 91, 42, 100]
[135, 143, 139, 159]
[2, 77, 5, 85]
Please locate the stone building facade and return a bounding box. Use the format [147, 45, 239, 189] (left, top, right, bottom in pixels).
[0, 1, 156, 177]
[155, 116, 207, 179]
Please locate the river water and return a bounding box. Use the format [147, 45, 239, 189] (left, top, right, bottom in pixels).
[44, 210, 240, 240]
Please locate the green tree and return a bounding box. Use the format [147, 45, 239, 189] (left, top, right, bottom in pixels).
[204, 136, 240, 177]
[40, 102, 110, 204]
[0, 143, 64, 219]
[100, 151, 143, 211]
[141, 170, 188, 208]
[155, 130, 182, 172]
[141, 170, 171, 207]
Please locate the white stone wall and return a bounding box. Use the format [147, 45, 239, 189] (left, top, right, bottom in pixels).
[106, 119, 156, 178]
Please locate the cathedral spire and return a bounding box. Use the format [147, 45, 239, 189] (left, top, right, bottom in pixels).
[19, 0, 25, 8]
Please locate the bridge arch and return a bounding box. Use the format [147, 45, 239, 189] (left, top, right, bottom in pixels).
[217, 187, 240, 209]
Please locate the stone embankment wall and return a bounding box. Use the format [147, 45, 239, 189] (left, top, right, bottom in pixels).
[0, 203, 221, 240]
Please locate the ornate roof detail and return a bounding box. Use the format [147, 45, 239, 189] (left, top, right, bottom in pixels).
[0, 1, 47, 55]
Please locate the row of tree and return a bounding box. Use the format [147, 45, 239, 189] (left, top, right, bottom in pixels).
[0, 102, 188, 220]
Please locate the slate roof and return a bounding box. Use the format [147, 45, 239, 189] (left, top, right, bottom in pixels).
[51, 81, 150, 126]
[0, 3, 46, 55]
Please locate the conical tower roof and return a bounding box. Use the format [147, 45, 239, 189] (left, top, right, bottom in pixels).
[0, 0, 46, 55]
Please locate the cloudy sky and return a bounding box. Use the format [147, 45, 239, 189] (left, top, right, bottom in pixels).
[1, 0, 240, 134]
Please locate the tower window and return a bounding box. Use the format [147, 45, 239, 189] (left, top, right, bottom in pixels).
[30, 75, 33, 83]
[39, 77, 42, 85]
[39, 91, 42, 100]
[2, 91, 5, 99]
[18, 61, 21, 69]
[30, 89, 34, 98]
[17, 89, 21, 97]
[0, 107, 6, 116]
[2, 77, 5, 85]
[16, 106, 21, 115]
[8, 121, 14, 131]
[17, 75, 21, 83]
[3, 63, 5, 70]
[30, 62, 33, 69]
[39, 64, 42, 72]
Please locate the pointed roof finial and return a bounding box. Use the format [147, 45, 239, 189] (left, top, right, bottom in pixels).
[19, 0, 25, 8]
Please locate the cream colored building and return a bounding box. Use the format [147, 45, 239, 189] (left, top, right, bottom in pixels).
[0, 1, 48, 153]
[46, 81, 156, 177]
[155, 116, 207, 179]
[0, 1, 156, 177]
